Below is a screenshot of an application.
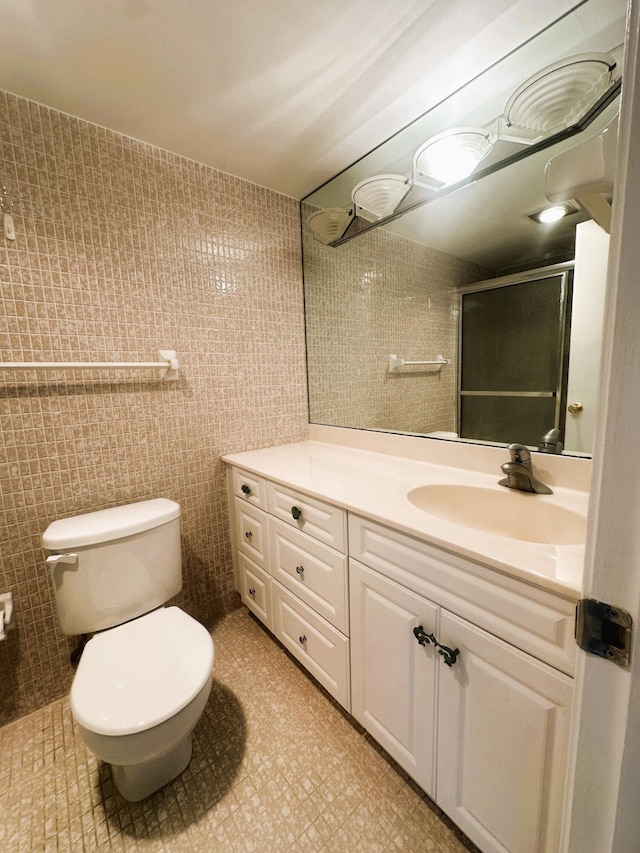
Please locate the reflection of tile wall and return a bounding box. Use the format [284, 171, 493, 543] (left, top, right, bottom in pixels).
[303, 208, 491, 435]
[0, 91, 308, 725]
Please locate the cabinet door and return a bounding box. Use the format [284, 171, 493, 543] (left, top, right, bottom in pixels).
[437, 611, 573, 853]
[350, 559, 438, 798]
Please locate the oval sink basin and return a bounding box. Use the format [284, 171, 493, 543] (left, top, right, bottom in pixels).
[407, 484, 586, 546]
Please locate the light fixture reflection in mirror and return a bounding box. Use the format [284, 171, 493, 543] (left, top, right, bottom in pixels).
[300, 0, 626, 458]
[351, 174, 411, 220]
[306, 207, 354, 244]
[501, 52, 617, 143]
[413, 127, 495, 187]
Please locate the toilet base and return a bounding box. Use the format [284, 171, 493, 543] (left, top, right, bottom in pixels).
[111, 735, 193, 801]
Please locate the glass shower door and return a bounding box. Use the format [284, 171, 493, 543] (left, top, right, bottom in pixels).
[458, 269, 571, 447]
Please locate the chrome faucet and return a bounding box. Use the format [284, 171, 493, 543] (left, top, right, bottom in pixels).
[499, 443, 553, 494]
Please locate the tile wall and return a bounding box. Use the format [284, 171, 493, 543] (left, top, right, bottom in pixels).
[0, 91, 309, 725]
[302, 205, 491, 435]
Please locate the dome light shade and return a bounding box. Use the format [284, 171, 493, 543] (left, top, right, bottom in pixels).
[413, 127, 495, 186]
[503, 52, 617, 143]
[351, 174, 410, 220]
[306, 207, 353, 244]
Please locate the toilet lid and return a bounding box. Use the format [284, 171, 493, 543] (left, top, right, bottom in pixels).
[70, 607, 214, 736]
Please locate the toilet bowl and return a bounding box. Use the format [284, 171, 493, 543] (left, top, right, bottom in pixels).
[42, 499, 215, 801]
[71, 606, 214, 801]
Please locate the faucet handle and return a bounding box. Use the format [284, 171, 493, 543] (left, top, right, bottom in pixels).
[506, 443, 531, 464]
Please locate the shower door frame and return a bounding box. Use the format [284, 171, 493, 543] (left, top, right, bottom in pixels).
[456, 261, 574, 445]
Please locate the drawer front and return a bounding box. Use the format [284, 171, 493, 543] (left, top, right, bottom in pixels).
[269, 518, 348, 634]
[349, 515, 576, 675]
[272, 581, 350, 711]
[235, 499, 268, 569]
[267, 482, 346, 552]
[238, 553, 272, 631]
[231, 467, 267, 509]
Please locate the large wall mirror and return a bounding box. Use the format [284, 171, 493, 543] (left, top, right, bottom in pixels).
[301, 0, 626, 457]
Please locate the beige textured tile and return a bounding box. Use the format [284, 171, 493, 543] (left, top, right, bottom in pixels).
[0, 88, 309, 725]
[0, 609, 478, 852]
[302, 201, 491, 435]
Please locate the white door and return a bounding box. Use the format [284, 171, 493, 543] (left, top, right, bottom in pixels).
[349, 559, 438, 797]
[563, 0, 640, 848]
[564, 220, 609, 454]
[437, 611, 573, 853]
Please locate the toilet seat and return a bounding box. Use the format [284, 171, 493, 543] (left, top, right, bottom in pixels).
[70, 606, 214, 737]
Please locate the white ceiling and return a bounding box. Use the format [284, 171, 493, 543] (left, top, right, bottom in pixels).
[0, 0, 586, 198]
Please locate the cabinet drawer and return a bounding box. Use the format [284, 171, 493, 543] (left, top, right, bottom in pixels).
[349, 515, 576, 675]
[272, 581, 350, 711]
[269, 518, 348, 634]
[238, 553, 272, 631]
[267, 482, 346, 552]
[235, 499, 268, 569]
[231, 467, 268, 509]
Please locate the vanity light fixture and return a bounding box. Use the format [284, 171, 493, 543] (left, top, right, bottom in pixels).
[501, 52, 618, 145]
[529, 203, 577, 224]
[306, 207, 354, 244]
[351, 174, 411, 220]
[413, 127, 495, 188]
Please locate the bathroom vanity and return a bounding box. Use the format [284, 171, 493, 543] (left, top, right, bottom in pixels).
[223, 433, 589, 853]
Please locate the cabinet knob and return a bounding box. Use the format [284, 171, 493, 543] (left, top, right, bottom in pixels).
[413, 625, 460, 667]
[568, 402, 584, 414]
[248, 588, 256, 598]
[245, 530, 253, 540]
[295, 565, 304, 575]
[291, 506, 302, 520]
[241, 484, 252, 495]
[299, 635, 307, 644]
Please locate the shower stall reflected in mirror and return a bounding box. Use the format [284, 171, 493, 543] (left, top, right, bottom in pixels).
[458, 268, 571, 449]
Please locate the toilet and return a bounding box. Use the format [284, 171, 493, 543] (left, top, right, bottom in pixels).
[42, 498, 214, 802]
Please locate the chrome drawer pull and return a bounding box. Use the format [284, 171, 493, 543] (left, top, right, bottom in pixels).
[295, 565, 304, 575]
[248, 588, 256, 598]
[245, 530, 253, 540]
[299, 635, 307, 644]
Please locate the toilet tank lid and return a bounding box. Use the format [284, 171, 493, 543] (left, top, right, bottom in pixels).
[42, 498, 181, 550]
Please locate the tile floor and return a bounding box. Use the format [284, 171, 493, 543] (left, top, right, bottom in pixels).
[0, 608, 478, 852]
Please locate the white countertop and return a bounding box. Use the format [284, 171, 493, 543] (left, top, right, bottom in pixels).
[223, 440, 588, 598]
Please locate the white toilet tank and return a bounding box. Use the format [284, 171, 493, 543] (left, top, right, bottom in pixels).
[42, 499, 182, 635]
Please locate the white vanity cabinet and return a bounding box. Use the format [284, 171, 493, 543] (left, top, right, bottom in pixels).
[227, 460, 578, 853]
[229, 467, 350, 710]
[349, 515, 574, 853]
